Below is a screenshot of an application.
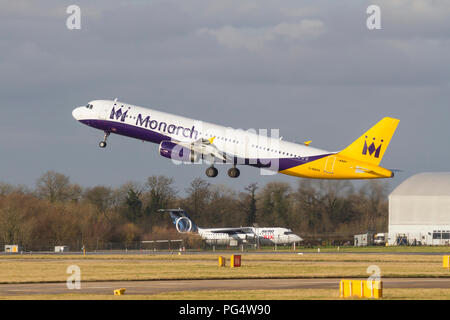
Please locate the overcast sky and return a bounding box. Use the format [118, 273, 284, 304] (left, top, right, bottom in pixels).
[1, 0, 449, 195]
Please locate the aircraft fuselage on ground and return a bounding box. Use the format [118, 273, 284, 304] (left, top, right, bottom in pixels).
[160, 209, 303, 246]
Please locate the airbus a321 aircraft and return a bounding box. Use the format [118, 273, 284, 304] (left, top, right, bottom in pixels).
[72, 99, 399, 179]
[159, 209, 302, 245]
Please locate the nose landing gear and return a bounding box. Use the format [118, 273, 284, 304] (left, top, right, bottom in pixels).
[99, 132, 110, 148]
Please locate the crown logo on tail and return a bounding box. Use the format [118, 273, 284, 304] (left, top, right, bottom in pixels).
[362, 136, 383, 158]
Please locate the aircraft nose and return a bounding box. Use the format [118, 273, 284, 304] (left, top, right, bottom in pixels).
[72, 107, 84, 120]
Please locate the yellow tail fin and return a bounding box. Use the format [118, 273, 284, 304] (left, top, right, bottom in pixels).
[338, 117, 399, 166]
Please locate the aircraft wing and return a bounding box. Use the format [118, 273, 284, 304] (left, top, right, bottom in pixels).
[175, 137, 231, 162]
[207, 227, 254, 235]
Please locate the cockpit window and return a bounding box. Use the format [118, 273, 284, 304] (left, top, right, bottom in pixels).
[284, 231, 295, 235]
[86, 104, 93, 109]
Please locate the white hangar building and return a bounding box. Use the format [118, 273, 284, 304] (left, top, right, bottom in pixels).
[388, 172, 450, 245]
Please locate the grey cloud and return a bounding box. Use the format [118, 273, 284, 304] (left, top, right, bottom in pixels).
[197, 19, 325, 51]
[0, 0, 449, 194]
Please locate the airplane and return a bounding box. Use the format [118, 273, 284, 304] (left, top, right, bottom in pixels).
[72, 99, 399, 179]
[159, 209, 303, 246]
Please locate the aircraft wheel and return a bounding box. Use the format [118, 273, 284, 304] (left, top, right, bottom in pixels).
[99, 131, 110, 148]
[206, 166, 218, 178]
[228, 167, 240, 178]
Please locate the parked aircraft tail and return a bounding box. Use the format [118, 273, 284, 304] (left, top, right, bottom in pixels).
[158, 208, 198, 233]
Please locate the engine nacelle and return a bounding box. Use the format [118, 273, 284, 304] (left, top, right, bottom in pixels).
[159, 141, 201, 163]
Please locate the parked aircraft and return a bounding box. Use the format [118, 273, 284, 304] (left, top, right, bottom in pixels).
[159, 209, 302, 245]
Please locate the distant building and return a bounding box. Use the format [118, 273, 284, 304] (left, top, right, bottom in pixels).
[4, 245, 20, 253]
[388, 172, 450, 245]
[354, 233, 374, 247]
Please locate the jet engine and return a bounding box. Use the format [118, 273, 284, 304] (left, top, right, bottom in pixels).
[159, 141, 201, 163]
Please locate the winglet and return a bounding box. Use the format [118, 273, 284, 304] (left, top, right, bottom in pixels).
[208, 137, 216, 144]
[304, 140, 312, 146]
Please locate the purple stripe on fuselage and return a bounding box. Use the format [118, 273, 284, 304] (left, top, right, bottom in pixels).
[245, 154, 331, 171]
[80, 119, 171, 144]
[79, 119, 331, 171]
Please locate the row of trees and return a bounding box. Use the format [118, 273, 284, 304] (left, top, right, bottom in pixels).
[0, 171, 389, 250]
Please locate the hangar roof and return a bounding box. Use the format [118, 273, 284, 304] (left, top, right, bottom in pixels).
[390, 172, 450, 197]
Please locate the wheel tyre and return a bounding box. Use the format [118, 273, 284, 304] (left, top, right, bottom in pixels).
[206, 167, 218, 178]
[228, 168, 240, 178]
[99, 141, 107, 148]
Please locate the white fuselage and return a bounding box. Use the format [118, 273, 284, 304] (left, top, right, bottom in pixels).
[72, 99, 330, 171]
[73, 99, 398, 180]
[198, 227, 302, 245]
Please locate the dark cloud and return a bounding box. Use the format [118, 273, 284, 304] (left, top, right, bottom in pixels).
[0, 0, 449, 193]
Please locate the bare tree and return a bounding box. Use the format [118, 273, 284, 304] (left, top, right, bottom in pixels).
[35, 171, 81, 203]
[243, 183, 258, 226]
[83, 186, 114, 213]
[258, 182, 292, 226]
[183, 178, 211, 226]
[144, 175, 177, 214]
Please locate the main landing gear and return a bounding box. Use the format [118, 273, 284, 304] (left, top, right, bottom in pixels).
[205, 165, 240, 178]
[228, 166, 240, 178]
[99, 132, 110, 148]
[206, 166, 218, 178]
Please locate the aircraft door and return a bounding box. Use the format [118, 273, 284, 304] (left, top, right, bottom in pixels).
[324, 156, 336, 174]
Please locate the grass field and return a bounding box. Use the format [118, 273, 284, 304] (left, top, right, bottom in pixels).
[3, 289, 450, 300]
[0, 250, 449, 299]
[1, 252, 450, 283]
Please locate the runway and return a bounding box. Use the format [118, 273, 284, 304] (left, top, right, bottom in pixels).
[1, 278, 450, 296]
